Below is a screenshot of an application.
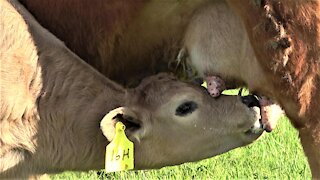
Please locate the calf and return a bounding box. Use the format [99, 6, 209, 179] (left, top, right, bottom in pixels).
[0, 0, 265, 178]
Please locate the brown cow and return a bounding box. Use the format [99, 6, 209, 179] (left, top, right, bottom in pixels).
[183, 0, 320, 178]
[226, 0, 320, 178]
[0, 0, 265, 178]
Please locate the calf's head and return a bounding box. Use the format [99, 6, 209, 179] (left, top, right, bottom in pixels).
[101, 73, 263, 169]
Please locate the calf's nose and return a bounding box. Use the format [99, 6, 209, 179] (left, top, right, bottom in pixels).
[241, 95, 260, 108]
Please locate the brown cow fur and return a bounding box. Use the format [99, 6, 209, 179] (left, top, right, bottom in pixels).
[19, 0, 214, 87]
[226, 0, 320, 177]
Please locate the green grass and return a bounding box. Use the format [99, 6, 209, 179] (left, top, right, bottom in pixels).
[51, 89, 311, 179]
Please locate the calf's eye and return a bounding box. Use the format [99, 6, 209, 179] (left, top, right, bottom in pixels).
[175, 101, 198, 116]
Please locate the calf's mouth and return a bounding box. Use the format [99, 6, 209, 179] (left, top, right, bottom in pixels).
[240, 95, 264, 135]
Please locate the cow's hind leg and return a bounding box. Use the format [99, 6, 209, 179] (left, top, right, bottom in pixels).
[299, 124, 320, 178]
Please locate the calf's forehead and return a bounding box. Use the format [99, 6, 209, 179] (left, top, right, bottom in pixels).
[133, 75, 204, 104]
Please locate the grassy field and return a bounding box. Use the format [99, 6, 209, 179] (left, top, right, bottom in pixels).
[51, 90, 311, 179]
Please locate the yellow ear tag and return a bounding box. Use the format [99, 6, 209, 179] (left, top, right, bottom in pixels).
[105, 122, 134, 173]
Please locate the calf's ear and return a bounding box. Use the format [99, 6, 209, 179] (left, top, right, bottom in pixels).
[100, 107, 140, 142]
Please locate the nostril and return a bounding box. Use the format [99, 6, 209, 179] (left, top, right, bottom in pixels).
[241, 95, 260, 108]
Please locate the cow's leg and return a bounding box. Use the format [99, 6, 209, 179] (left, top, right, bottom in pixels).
[205, 76, 226, 97]
[299, 124, 320, 178]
